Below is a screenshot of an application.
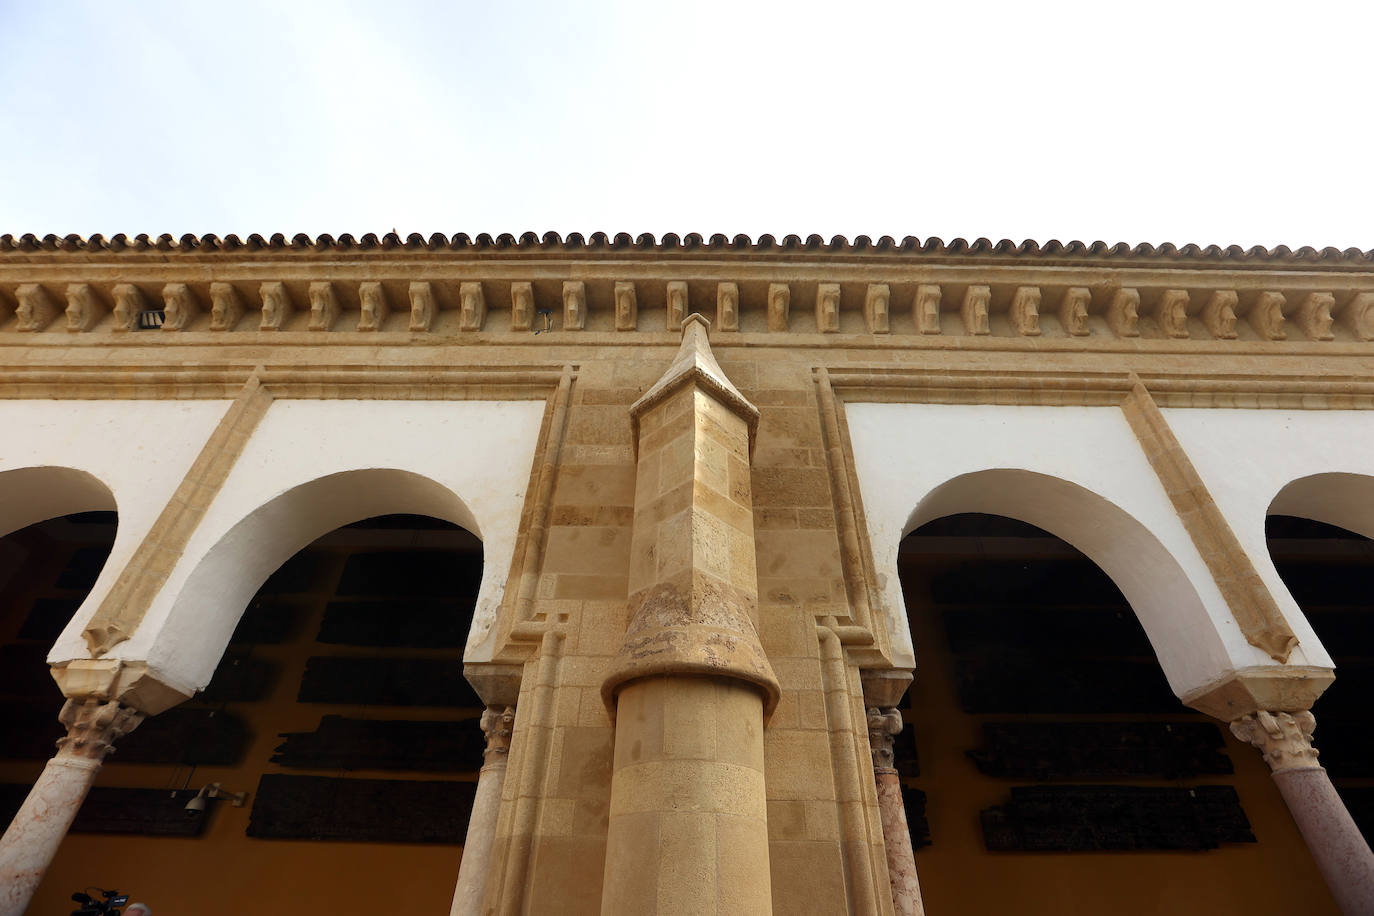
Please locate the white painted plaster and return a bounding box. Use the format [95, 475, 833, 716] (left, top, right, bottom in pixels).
[846, 402, 1278, 698]
[115, 399, 545, 695]
[0, 400, 233, 658]
[1163, 408, 1374, 668]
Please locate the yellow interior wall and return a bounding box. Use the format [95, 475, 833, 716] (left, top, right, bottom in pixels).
[897, 554, 1341, 916]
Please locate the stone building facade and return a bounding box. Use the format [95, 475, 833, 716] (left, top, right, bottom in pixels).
[0, 232, 1371, 914]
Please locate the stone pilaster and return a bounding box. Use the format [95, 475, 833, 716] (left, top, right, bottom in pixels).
[0, 697, 143, 916]
[867, 708, 925, 916]
[600, 315, 779, 916]
[1230, 710, 1374, 915]
[450, 706, 515, 916]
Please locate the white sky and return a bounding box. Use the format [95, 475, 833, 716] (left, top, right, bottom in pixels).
[1, 1, 1371, 249]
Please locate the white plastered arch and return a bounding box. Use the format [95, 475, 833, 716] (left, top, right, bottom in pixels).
[0, 466, 117, 538]
[905, 468, 1227, 698]
[143, 468, 481, 694]
[845, 402, 1283, 699]
[1269, 472, 1374, 541]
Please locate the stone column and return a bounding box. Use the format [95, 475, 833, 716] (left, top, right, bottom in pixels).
[1231, 710, 1374, 915]
[600, 315, 780, 916]
[451, 706, 515, 916]
[0, 697, 143, 916]
[867, 708, 925, 916]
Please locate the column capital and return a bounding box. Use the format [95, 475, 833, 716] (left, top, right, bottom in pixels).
[55, 697, 143, 762]
[479, 706, 515, 765]
[866, 707, 903, 773]
[1230, 709, 1320, 773]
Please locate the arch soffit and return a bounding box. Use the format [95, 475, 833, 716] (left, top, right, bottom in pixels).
[145, 468, 482, 694]
[0, 465, 118, 539]
[1268, 472, 1374, 541]
[902, 468, 1230, 697]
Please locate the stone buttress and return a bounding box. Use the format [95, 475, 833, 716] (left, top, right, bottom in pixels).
[599, 314, 780, 915]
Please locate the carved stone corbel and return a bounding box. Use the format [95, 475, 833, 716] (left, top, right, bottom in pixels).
[1009, 286, 1041, 336]
[1248, 291, 1287, 340]
[1058, 287, 1091, 337]
[1107, 288, 1140, 337]
[1202, 290, 1239, 339]
[863, 284, 890, 334]
[563, 281, 586, 330]
[1295, 292, 1335, 341]
[767, 283, 790, 331]
[357, 282, 389, 331]
[510, 281, 534, 332]
[209, 282, 245, 331]
[459, 282, 486, 332]
[1154, 289, 1190, 339]
[259, 281, 293, 331]
[666, 281, 688, 330]
[614, 282, 637, 331]
[307, 281, 340, 331]
[716, 282, 739, 331]
[111, 284, 150, 332]
[816, 283, 841, 333]
[961, 285, 990, 335]
[914, 284, 941, 335]
[1339, 292, 1374, 341]
[408, 281, 437, 332]
[65, 283, 107, 333]
[160, 283, 198, 331]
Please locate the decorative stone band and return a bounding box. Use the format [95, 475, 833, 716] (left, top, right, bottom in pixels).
[600, 580, 780, 718]
[1121, 378, 1298, 662]
[55, 697, 144, 761]
[1230, 710, 1320, 773]
[867, 707, 903, 772]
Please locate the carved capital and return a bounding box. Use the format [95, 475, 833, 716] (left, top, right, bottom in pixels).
[480, 705, 515, 764]
[56, 697, 143, 762]
[866, 707, 903, 772]
[1230, 709, 1320, 773]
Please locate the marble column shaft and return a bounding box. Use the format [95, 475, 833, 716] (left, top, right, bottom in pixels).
[0, 697, 143, 916]
[451, 706, 515, 916]
[867, 707, 925, 916]
[1231, 710, 1374, 916]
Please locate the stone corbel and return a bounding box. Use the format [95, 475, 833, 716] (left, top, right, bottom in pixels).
[1107, 288, 1140, 337]
[1295, 292, 1335, 341]
[259, 281, 293, 331]
[111, 284, 150, 332]
[408, 281, 437, 332]
[816, 282, 841, 333]
[914, 284, 941, 335]
[1338, 291, 1374, 341]
[459, 281, 487, 331]
[768, 282, 790, 331]
[614, 281, 637, 331]
[666, 280, 688, 329]
[161, 283, 199, 331]
[1009, 286, 1041, 336]
[961, 285, 990, 335]
[511, 281, 534, 331]
[1201, 290, 1239, 339]
[1058, 287, 1091, 337]
[307, 281, 340, 331]
[563, 281, 586, 330]
[716, 282, 739, 331]
[862, 284, 890, 334]
[209, 282, 245, 331]
[357, 281, 389, 331]
[50, 658, 193, 716]
[1248, 290, 1287, 340]
[1154, 289, 1190, 339]
[65, 283, 107, 333]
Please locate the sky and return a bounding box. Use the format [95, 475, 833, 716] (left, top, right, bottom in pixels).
[1, 1, 1371, 250]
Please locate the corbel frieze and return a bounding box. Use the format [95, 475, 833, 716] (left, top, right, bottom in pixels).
[459, 281, 486, 332]
[357, 281, 389, 331]
[864, 284, 890, 334]
[16, 283, 59, 331]
[614, 281, 637, 331]
[1009, 286, 1041, 336]
[111, 283, 151, 332]
[160, 283, 199, 331]
[1059, 287, 1091, 337]
[716, 282, 739, 331]
[65, 283, 107, 332]
[209, 282, 245, 330]
[914, 284, 941, 335]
